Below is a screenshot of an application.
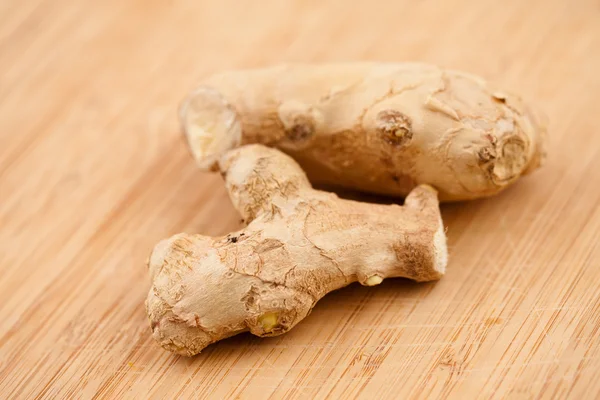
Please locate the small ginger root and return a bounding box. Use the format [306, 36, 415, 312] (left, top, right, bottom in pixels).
[180, 63, 547, 201]
[146, 145, 447, 356]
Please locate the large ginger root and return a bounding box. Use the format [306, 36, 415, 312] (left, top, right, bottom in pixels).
[181, 63, 547, 201]
[146, 145, 447, 356]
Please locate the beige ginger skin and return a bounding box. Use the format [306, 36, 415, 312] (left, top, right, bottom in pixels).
[146, 145, 447, 356]
[181, 63, 547, 201]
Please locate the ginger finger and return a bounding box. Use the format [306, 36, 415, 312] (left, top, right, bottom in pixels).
[146, 145, 447, 356]
[180, 63, 547, 201]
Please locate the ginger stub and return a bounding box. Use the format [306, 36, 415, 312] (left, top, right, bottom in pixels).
[181, 63, 547, 201]
[146, 145, 447, 356]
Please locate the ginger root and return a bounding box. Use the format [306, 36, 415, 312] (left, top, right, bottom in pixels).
[181, 63, 547, 201]
[146, 145, 447, 356]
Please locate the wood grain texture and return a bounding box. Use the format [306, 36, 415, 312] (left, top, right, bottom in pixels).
[0, 0, 599, 398]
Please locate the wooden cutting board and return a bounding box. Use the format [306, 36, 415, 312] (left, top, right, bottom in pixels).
[1, 0, 599, 398]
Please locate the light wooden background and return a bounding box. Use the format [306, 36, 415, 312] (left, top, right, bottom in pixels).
[1, 0, 599, 398]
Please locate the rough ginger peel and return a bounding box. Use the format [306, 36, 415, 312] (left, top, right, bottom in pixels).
[146, 145, 447, 356]
[181, 62, 547, 201]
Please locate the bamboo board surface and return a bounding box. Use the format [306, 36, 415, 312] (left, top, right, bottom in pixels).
[1, 0, 599, 398]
